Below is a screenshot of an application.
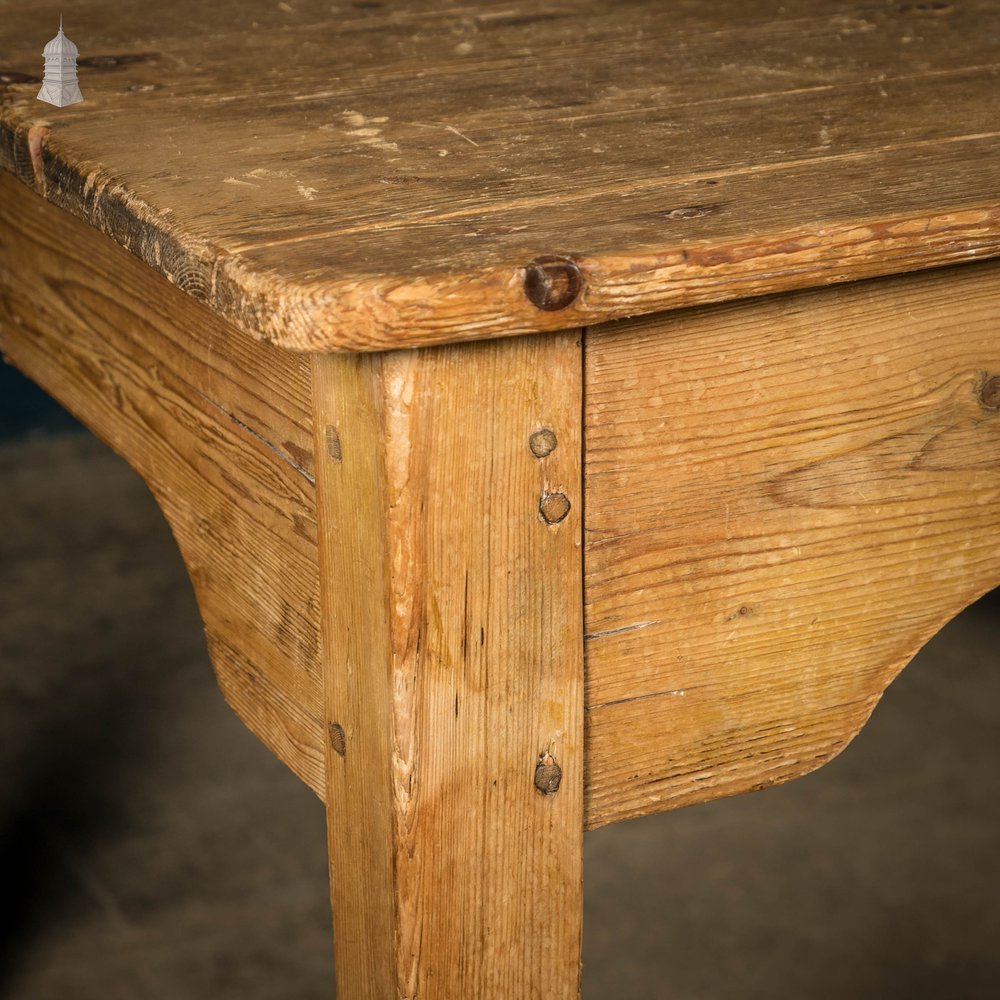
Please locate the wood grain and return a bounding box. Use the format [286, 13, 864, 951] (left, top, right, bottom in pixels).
[583, 259, 1000, 829]
[1, 0, 998, 351]
[0, 171, 326, 796]
[313, 334, 584, 998]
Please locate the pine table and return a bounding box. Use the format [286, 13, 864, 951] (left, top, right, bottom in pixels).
[2, 2, 998, 996]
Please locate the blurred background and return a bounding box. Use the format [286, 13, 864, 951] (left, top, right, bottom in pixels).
[1, 361, 997, 999]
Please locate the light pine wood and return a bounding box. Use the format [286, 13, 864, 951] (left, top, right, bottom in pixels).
[0, 170, 326, 796]
[312, 334, 584, 999]
[1, 1, 999, 350]
[583, 260, 1000, 829]
[4, 5, 1000, 992]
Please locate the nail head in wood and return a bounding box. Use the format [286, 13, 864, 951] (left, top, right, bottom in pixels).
[539, 491, 571, 525]
[529, 428, 558, 458]
[534, 757, 563, 795]
[523, 255, 583, 312]
[328, 721, 347, 757]
[980, 374, 1000, 410]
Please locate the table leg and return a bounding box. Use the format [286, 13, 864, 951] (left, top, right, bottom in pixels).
[312, 333, 585, 999]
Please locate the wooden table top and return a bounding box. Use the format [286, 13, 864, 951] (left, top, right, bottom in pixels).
[2, 0, 998, 352]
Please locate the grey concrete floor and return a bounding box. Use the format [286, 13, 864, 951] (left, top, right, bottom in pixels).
[1, 426, 997, 999]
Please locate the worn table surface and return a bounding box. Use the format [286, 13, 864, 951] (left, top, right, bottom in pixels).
[2, 0, 999, 351]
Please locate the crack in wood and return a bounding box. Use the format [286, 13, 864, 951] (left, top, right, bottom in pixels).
[192, 386, 316, 485]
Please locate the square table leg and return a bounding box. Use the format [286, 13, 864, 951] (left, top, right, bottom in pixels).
[311, 335, 585, 999]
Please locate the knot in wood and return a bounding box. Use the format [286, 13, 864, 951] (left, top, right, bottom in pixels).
[325, 425, 343, 462]
[78, 55, 129, 69]
[899, 1, 952, 14]
[539, 491, 571, 525]
[529, 428, 558, 458]
[328, 722, 347, 758]
[78, 53, 159, 70]
[523, 256, 583, 312]
[0, 70, 42, 84]
[980, 375, 1000, 410]
[534, 758, 563, 795]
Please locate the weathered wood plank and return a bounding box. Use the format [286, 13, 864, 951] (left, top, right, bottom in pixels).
[0, 172, 326, 796]
[312, 333, 584, 998]
[1, 1, 998, 350]
[583, 259, 1000, 829]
